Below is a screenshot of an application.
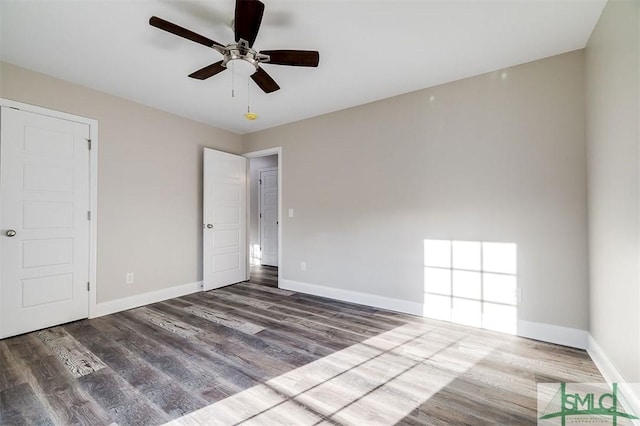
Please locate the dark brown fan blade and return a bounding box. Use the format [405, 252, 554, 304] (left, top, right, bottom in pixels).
[150, 16, 223, 48]
[260, 50, 319, 67]
[189, 61, 227, 80]
[251, 67, 280, 93]
[234, 0, 264, 47]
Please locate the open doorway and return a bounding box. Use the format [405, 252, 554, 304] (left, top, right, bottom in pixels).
[244, 148, 281, 288]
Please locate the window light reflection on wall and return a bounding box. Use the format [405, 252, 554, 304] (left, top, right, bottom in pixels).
[423, 239, 518, 334]
[250, 244, 262, 266]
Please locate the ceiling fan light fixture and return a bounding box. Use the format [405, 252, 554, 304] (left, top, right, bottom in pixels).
[226, 58, 257, 77]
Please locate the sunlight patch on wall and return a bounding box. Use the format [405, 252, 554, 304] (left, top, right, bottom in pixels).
[250, 244, 262, 266]
[423, 239, 518, 334]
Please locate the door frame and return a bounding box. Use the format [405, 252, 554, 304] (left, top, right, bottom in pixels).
[0, 98, 99, 318]
[258, 166, 278, 267]
[243, 147, 282, 284]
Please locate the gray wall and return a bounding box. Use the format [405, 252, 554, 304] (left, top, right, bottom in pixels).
[0, 62, 243, 303]
[249, 155, 278, 264]
[585, 0, 640, 384]
[244, 50, 589, 331]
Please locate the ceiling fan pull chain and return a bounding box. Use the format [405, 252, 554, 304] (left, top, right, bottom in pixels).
[231, 62, 235, 98]
[245, 77, 258, 120]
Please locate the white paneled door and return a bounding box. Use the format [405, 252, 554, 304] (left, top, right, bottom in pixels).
[0, 106, 91, 338]
[203, 148, 247, 290]
[259, 169, 278, 267]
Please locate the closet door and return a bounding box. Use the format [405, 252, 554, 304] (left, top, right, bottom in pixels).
[0, 106, 91, 338]
[259, 168, 278, 266]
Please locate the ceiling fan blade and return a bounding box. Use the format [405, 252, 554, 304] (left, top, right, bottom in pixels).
[234, 0, 265, 47]
[251, 67, 280, 93]
[189, 61, 227, 80]
[260, 50, 320, 67]
[150, 16, 223, 48]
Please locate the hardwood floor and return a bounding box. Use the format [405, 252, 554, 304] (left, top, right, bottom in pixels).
[1, 269, 602, 425]
[249, 264, 278, 288]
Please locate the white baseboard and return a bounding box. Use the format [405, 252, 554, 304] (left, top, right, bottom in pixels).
[280, 279, 424, 316]
[588, 334, 640, 421]
[517, 320, 588, 349]
[92, 281, 202, 318]
[281, 279, 588, 349]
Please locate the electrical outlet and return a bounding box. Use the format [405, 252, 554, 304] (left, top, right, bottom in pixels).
[300, 261, 306, 271]
[126, 272, 134, 285]
[288, 208, 294, 218]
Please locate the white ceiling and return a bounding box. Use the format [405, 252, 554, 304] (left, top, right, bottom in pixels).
[1, 0, 606, 135]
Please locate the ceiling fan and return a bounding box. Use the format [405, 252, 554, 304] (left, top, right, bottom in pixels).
[150, 0, 319, 93]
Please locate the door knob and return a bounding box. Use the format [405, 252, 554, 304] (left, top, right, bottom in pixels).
[206, 224, 213, 229]
[5, 229, 16, 237]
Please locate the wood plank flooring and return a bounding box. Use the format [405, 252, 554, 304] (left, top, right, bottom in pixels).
[0, 267, 603, 425]
[249, 265, 278, 288]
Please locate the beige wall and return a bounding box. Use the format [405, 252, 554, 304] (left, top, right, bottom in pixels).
[0, 62, 243, 303]
[244, 50, 589, 330]
[585, 0, 640, 384]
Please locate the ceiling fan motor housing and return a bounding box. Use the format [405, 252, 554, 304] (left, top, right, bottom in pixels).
[214, 39, 271, 75]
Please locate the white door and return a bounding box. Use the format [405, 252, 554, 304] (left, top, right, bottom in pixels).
[0, 107, 90, 338]
[203, 148, 247, 290]
[259, 169, 278, 267]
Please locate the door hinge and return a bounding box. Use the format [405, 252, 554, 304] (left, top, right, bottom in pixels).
[87, 282, 90, 291]
[87, 139, 92, 150]
[260, 213, 262, 218]
[259, 179, 262, 185]
[87, 211, 91, 220]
